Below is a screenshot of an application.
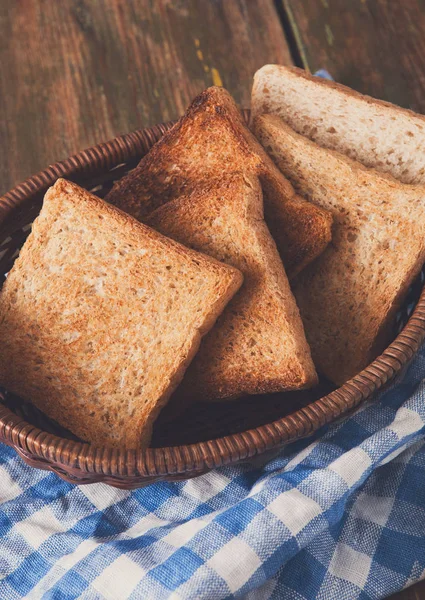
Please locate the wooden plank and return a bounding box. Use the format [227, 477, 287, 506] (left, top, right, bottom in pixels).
[0, 0, 292, 195]
[282, 0, 425, 113]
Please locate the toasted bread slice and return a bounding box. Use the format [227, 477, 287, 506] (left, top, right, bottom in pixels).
[106, 86, 331, 278]
[254, 114, 425, 384]
[0, 179, 242, 448]
[147, 173, 318, 402]
[252, 65, 425, 185]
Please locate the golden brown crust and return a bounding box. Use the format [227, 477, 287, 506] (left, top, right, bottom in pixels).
[106, 88, 259, 220]
[0, 179, 242, 448]
[106, 86, 332, 277]
[259, 172, 333, 278]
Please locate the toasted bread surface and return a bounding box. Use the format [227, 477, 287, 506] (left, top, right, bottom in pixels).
[254, 114, 425, 384]
[106, 86, 331, 277]
[147, 173, 318, 401]
[0, 179, 242, 447]
[252, 65, 425, 185]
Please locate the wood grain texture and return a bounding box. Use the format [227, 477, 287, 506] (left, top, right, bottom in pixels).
[0, 0, 292, 195]
[283, 0, 425, 113]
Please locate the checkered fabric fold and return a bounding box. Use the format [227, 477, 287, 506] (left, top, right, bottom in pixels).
[1, 343, 425, 599]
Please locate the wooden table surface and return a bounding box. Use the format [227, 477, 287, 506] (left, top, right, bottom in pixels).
[1, 1, 425, 598]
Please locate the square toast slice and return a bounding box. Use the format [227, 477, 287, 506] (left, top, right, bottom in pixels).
[147, 173, 318, 402]
[252, 64, 425, 185]
[0, 179, 242, 447]
[254, 114, 425, 384]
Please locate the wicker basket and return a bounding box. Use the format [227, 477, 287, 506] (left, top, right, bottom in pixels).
[0, 112, 424, 489]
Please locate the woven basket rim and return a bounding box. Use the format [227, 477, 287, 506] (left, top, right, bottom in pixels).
[0, 114, 424, 482]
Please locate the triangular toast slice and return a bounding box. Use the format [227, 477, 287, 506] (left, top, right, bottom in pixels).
[0, 179, 242, 447]
[147, 173, 318, 401]
[254, 114, 425, 384]
[106, 86, 332, 278]
[252, 64, 425, 185]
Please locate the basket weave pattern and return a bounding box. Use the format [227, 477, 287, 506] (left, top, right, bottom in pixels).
[0, 112, 424, 489]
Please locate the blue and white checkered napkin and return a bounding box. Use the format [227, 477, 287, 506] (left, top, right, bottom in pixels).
[0, 343, 425, 599]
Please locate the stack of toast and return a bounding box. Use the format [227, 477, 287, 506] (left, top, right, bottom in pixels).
[251, 66, 425, 384]
[1, 67, 424, 449]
